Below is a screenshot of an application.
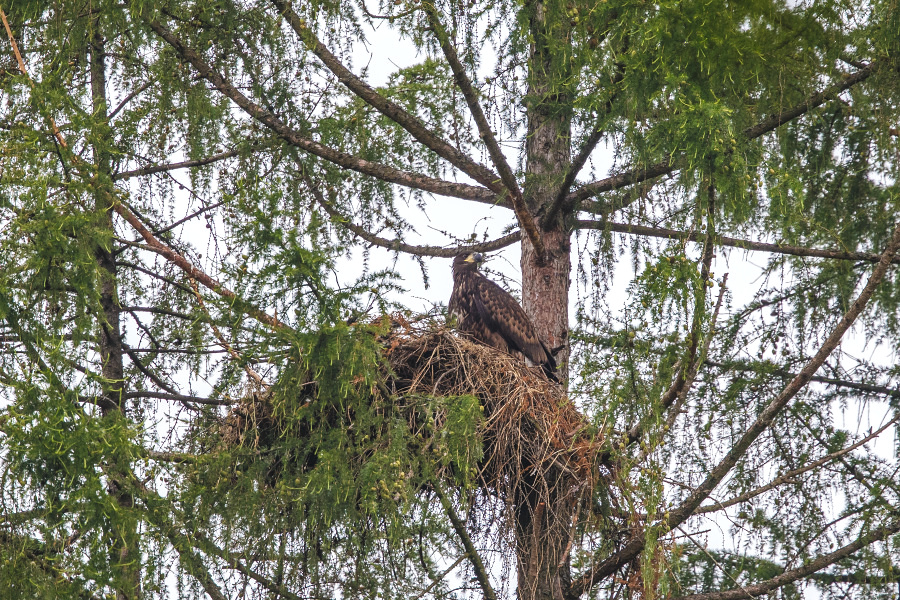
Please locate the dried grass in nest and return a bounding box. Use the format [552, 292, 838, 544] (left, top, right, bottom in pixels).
[222, 321, 602, 510]
[386, 326, 599, 496]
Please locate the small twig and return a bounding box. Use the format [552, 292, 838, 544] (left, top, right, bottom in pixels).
[189, 279, 269, 389]
[412, 554, 468, 600]
[676, 527, 755, 600]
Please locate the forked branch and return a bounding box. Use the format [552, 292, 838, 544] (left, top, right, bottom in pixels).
[271, 0, 504, 194]
[567, 60, 881, 205]
[300, 165, 521, 257]
[423, 3, 545, 258]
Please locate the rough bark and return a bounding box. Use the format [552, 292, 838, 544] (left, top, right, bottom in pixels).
[90, 31, 141, 600]
[517, 2, 575, 598]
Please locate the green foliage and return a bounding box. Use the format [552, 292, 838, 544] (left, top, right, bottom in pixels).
[2, 0, 900, 598]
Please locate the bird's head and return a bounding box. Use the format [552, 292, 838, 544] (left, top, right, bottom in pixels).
[453, 252, 484, 272]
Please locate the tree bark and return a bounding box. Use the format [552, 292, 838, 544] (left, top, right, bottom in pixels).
[90, 30, 141, 600]
[518, 2, 575, 598]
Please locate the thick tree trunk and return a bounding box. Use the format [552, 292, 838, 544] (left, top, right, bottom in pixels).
[90, 31, 141, 600]
[518, 2, 575, 598]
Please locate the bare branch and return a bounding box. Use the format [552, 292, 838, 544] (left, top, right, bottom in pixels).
[614, 185, 724, 467]
[125, 391, 233, 406]
[122, 305, 194, 321]
[145, 18, 501, 206]
[154, 200, 225, 236]
[578, 220, 900, 264]
[113, 148, 242, 180]
[193, 532, 307, 600]
[134, 483, 229, 600]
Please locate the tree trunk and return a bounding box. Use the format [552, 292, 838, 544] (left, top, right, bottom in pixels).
[518, 2, 575, 598]
[90, 30, 141, 600]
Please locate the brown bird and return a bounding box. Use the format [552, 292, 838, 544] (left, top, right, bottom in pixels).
[449, 252, 558, 381]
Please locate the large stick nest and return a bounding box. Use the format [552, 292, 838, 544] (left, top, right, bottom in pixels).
[223, 319, 602, 507]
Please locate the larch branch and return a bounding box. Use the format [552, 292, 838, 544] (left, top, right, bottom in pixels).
[572, 218, 900, 596]
[271, 0, 504, 193]
[423, 3, 545, 258]
[113, 148, 242, 180]
[145, 18, 500, 206]
[302, 166, 520, 257]
[567, 61, 880, 205]
[112, 201, 289, 331]
[577, 220, 900, 264]
[433, 484, 498, 600]
[696, 412, 900, 514]
[124, 391, 233, 406]
[194, 532, 307, 600]
[671, 515, 900, 600]
[705, 359, 900, 399]
[543, 65, 625, 226]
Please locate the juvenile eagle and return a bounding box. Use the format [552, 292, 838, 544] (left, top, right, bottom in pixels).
[449, 252, 558, 381]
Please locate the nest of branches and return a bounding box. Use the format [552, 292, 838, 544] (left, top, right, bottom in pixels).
[386, 326, 598, 494]
[222, 320, 602, 523]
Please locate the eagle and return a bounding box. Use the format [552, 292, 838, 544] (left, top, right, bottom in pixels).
[449, 252, 558, 381]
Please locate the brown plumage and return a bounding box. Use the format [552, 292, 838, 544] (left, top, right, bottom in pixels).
[449, 252, 558, 381]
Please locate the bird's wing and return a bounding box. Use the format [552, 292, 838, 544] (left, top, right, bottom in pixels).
[472, 276, 552, 366]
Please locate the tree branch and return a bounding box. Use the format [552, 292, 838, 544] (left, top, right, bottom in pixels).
[301, 166, 520, 257]
[578, 220, 900, 264]
[671, 514, 900, 600]
[145, 17, 501, 206]
[423, 3, 545, 258]
[271, 0, 503, 193]
[133, 482, 229, 600]
[567, 61, 881, 206]
[572, 219, 900, 596]
[113, 148, 242, 180]
[112, 201, 289, 331]
[706, 359, 900, 399]
[108, 80, 153, 120]
[543, 65, 625, 226]
[124, 391, 233, 406]
[695, 412, 900, 514]
[193, 531, 307, 600]
[614, 185, 724, 467]
[154, 200, 225, 236]
[433, 484, 498, 600]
